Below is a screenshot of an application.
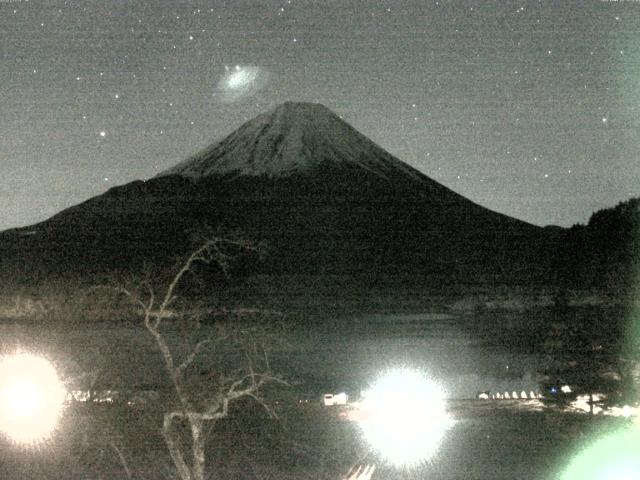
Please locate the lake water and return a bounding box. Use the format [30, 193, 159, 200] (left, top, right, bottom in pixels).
[0, 306, 633, 480]
[0, 305, 619, 399]
[275, 311, 546, 399]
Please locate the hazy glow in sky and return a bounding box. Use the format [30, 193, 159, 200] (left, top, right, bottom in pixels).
[217, 65, 267, 103]
[0, 1, 638, 230]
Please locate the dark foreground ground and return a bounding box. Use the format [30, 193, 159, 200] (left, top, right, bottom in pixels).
[0, 295, 636, 479]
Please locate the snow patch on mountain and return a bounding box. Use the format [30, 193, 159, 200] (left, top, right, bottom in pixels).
[158, 102, 425, 182]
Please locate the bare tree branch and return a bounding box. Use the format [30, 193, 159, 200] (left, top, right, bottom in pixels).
[110, 232, 282, 480]
[110, 440, 133, 480]
[176, 339, 212, 379]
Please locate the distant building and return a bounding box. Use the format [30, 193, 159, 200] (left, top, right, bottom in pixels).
[323, 392, 348, 406]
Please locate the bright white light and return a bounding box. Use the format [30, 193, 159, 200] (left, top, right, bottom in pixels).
[561, 424, 640, 479]
[357, 368, 451, 467]
[561, 385, 572, 393]
[216, 65, 268, 103]
[0, 353, 66, 444]
[226, 68, 257, 89]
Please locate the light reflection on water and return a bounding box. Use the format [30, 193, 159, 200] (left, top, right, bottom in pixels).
[273, 311, 545, 399]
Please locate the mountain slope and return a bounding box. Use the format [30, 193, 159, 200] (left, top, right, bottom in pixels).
[0, 102, 553, 282]
[159, 102, 425, 181]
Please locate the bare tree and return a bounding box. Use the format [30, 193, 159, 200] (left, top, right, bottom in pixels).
[117, 236, 286, 480]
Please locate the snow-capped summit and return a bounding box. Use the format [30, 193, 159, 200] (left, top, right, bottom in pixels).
[158, 102, 422, 181]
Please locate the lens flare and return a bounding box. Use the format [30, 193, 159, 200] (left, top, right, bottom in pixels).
[357, 368, 451, 467]
[0, 353, 66, 444]
[561, 424, 640, 479]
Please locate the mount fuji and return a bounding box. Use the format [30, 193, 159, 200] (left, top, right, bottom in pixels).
[0, 102, 552, 281]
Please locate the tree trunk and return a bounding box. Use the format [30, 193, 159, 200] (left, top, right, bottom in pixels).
[163, 413, 193, 480]
[191, 416, 207, 480]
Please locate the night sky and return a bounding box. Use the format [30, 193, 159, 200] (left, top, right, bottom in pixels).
[1, 0, 639, 231]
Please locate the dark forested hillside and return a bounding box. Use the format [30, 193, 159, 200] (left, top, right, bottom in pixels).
[553, 198, 639, 293]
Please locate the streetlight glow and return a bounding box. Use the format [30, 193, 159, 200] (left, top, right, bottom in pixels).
[0, 353, 66, 444]
[357, 368, 451, 467]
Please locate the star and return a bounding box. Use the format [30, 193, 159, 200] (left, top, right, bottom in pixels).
[99, 131, 106, 137]
[602, 117, 608, 123]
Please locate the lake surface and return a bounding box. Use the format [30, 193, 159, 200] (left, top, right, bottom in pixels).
[0, 305, 620, 399]
[0, 306, 634, 480]
[274, 311, 546, 399]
